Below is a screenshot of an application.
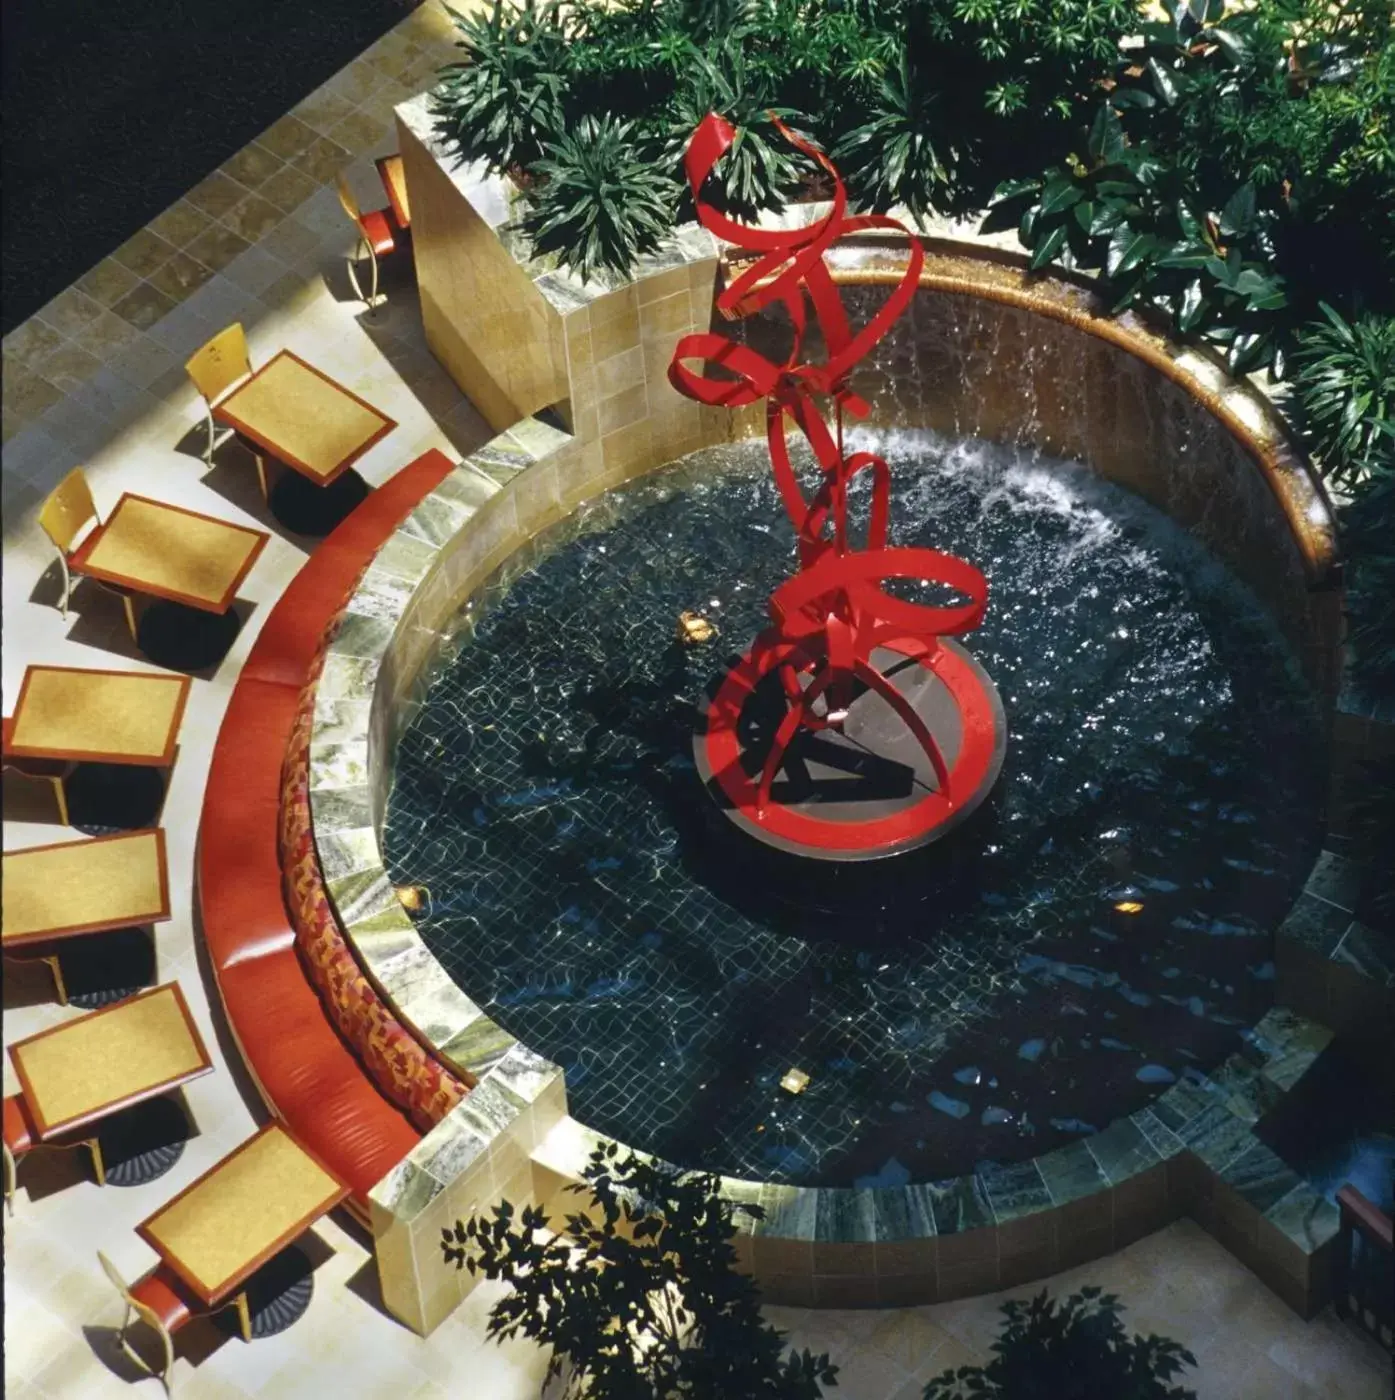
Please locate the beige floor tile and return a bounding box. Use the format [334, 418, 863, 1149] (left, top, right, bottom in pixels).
[291, 135, 354, 185]
[185, 223, 255, 275]
[112, 227, 179, 280]
[4, 316, 68, 370]
[220, 141, 285, 192]
[258, 163, 320, 215]
[257, 114, 320, 162]
[186, 169, 257, 221]
[293, 86, 358, 136]
[75, 258, 144, 310]
[5, 365, 67, 423]
[111, 280, 180, 331]
[327, 110, 394, 158]
[148, 249, 217, 302]
[220, 192, 285, 244]
[28, 341, 102, 396]
[256, 217, 322, 268]
[36, 286, 107, 339]
[148, 198, 216, 251]
[73, 308, 148, 364]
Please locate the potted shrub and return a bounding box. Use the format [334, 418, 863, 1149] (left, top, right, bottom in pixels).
[440, 1142, 839, 1399]
[922, 1286, 1199, 1400]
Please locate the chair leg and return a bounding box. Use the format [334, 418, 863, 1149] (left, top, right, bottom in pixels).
[3, 1141, 16, 1216]
[87, 1137, 106, 1187]
[254, 453, 268, 500]
[367, 245, 381, 315]
[42, 954, 68, 1006]
[48, 774, 69, 826]
[121, 593, 139, 643]
[204, 406, 218, 465]
[234, 1290, 252, 1343]
[56, 550, 73, 621]
[345, 247, 366, 307]
[159, 1320, 176, 1396]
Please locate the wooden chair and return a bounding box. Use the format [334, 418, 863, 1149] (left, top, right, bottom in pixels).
[3, 1093, 104, 1214]
[38, 468, 139, 640]
[375, 154, 410, 230]
[184, 325, 268, 497]
[2, 715, 74, 825]
[98, 1250, 251, 1394]
[336, 172, 403, 315]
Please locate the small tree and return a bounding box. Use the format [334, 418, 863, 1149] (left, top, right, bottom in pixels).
[923, 1286, 1198, 1400]
[441, 1142, 838, 1399]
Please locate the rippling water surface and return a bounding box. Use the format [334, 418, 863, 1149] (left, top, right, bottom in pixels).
[383, 431, 1323, 1186]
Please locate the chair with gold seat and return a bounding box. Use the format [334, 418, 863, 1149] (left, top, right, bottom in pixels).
[336, 172, 404, 316]
[184, 324, 269, 498]
[39, 468, 140, 640]
[98, 1250, 250, 1394]
[4, 1093, 105, 1214]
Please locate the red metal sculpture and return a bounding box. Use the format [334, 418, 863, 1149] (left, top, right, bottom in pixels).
[670, 114, 1004, 858]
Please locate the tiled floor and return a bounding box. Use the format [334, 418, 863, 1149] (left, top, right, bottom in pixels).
[3, 5, 1393, 1398]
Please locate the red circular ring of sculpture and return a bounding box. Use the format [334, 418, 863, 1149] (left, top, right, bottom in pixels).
[703, 634, 1003, 854]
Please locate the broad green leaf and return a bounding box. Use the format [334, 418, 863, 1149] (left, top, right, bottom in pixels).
[1209, 27, 1249, 65]
[1178, 278, 1206, 331]
[1158, 241, 1214, 269]
[1147, 58, 1181, 107]
[1029, 224, 1068, 270]
[1088, 106, 1126, 166]
[1108, 229, 1157, 277]
[1041, 178, 1084, 215]
[1074, 200, 1096, 233]
[1219, 183, 1256, 237]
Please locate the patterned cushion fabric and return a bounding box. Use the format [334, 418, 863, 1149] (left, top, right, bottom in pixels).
[280, 639, 468, 1133]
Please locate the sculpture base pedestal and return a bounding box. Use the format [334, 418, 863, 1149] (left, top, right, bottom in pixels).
[695, 637, 1006, 864]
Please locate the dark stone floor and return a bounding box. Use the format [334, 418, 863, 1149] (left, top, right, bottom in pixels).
[1, 0, 420, 333]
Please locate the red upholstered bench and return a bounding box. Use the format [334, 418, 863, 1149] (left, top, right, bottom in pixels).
[198, 449, 457, 1221]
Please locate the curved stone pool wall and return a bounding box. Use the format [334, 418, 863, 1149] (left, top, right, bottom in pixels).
[316, 143, 1343, 1325]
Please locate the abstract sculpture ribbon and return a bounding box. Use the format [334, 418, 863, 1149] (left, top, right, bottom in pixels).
[669, 114, 994, 839]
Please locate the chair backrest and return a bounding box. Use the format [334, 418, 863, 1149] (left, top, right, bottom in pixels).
[185, 324, 251, 407]
[335, 173, 364, 229]
[98, 1251, 136, 1309]
[3, 1094, 35, 1156]
[38, 468, 98, 555]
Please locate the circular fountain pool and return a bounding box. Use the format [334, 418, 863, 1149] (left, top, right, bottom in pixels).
[382, 427, 1324, 1189]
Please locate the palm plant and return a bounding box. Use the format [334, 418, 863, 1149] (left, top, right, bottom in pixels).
[658, 42, 810, 221]
[431, 0, 571, 174]
[521, 116, 680, 281]
[1288, 306, 1395, 486]
[834, 55, 954, 221]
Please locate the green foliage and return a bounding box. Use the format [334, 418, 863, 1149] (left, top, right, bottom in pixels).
[1346, 752, 1395, 929]
[441, 1143, 839, 1400]
[1343, 466, 1395, 702]
[521, 117, 679, 282]
[922, 1286, 1198, 1400]
[658, 42, 810, 222]
[431, 0, 570, 174]
[1288, 306, 1395, 485]
[834, 57, 953, 221]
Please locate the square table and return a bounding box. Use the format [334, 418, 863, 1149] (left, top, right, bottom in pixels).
[67, 494, 269, 615]
[9, 983, 212, 1140]
[2, 829, 170, 948]
[137, 1123, 351, 1313]
[377, 154, 410, 230]
[4, 666, 190, 767]
[212, 350, 396, 489]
